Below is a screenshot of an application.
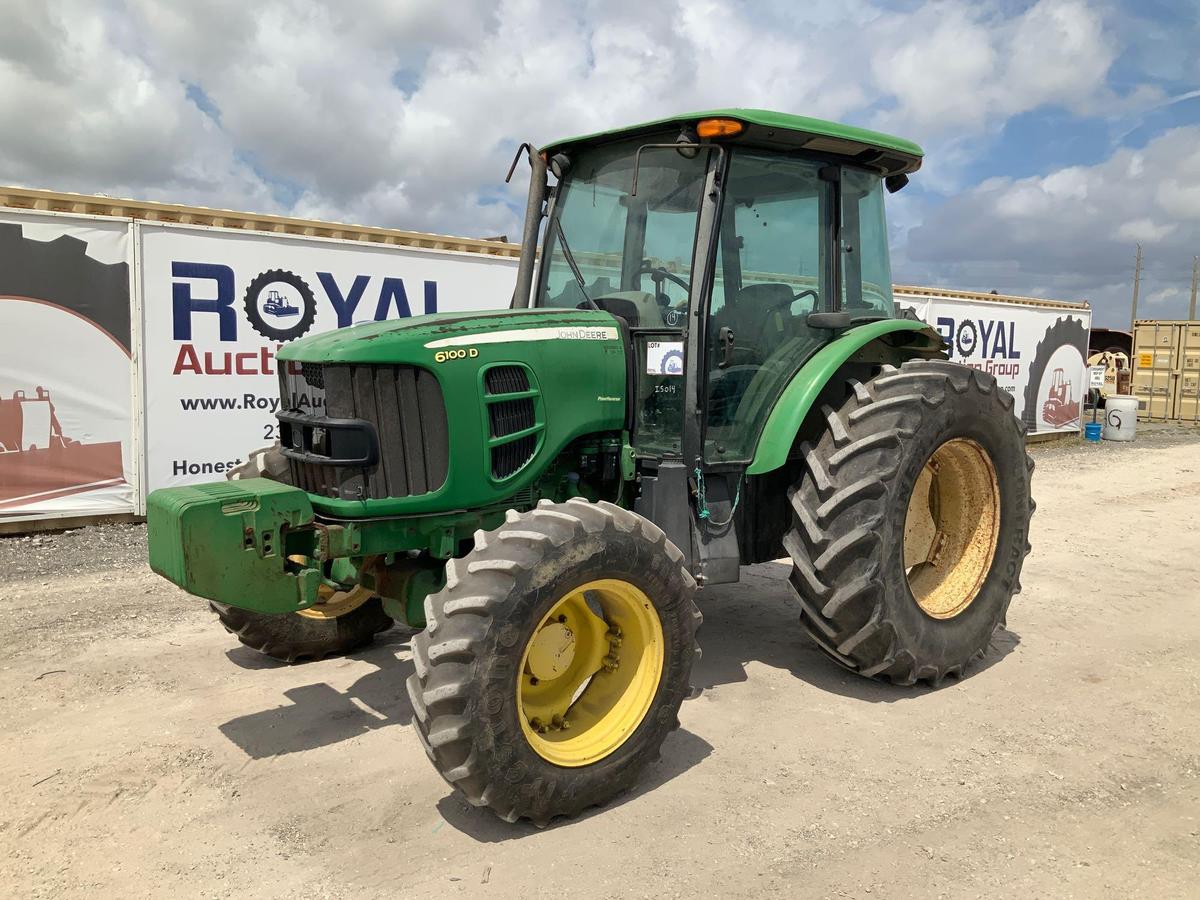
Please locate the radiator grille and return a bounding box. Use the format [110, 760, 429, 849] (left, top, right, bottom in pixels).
[280, 364, 448, 500]
[492, 433, 538, 479]
[482, 363, 540, 481]
[488, 398, 535, 438]
[484, 365, 529, 395]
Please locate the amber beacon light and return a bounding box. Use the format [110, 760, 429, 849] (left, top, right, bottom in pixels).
[695, 117, 745, 139]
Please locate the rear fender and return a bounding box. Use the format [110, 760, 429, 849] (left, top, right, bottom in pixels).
[746, 320, 944, 475]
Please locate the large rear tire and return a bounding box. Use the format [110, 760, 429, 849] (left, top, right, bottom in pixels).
[407, 498, 701, 826]
[785, 360, 1034, 685]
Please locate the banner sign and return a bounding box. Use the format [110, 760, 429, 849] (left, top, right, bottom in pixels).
[139, 224, 517, 492]
[897, 293, 1091, 434]
[0, 213, 135, 520]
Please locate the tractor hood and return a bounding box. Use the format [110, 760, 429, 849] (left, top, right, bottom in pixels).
[277, 307, 624, 366]
[274, 306, 630, 518]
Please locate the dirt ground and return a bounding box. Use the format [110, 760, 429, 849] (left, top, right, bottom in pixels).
[2, 425, 1199, 899]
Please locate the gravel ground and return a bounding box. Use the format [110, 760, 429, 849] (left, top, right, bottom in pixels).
[1, 426, 1198, 898]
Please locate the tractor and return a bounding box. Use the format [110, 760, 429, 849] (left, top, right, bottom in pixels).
[1041, 367, 1079, 427]
[148, 110, 1034, 826]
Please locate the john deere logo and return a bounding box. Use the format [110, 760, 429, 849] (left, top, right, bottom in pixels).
[243, 269, 317, 342]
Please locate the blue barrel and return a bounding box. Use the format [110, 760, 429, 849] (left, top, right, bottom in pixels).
[1084, 422, 1102, 443]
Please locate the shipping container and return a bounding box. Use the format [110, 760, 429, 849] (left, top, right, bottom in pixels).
[1131, 320, 1200, 422]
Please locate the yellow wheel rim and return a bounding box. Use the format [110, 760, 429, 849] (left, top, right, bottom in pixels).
[517, 579, 664, 767]
[903, 438, 1001, 620]
[295, 583, 373, 620]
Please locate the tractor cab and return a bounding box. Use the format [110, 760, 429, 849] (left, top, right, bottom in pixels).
[513, 110, 930, 581]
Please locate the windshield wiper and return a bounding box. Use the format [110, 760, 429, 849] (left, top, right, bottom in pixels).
[555, 220, 598, 310]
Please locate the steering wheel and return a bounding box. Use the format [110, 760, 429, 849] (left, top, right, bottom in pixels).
[636, 262, 691, 307]
[760, 288, 819, 318]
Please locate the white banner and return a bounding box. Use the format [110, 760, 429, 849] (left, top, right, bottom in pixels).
[0, 212, 135, 520]
[897, 293, 1092, 434]
[139, 224, 517, 492]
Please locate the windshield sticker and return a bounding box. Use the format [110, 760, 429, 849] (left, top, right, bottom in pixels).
[646, 341, 685, 376]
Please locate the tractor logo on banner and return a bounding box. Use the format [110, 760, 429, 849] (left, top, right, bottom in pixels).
[243, 269, 317, 342]
[0, 220, 133, 514]
[1021, 316, 1089, 433]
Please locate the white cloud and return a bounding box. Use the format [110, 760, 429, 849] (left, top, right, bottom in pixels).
[0, 0, 1132, 235]
[0, 0, 1184, 325]
[904, 127, 1200, 325]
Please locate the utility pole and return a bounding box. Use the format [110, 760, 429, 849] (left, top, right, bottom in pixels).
[1189, 255, 1198, 321]
[1130, 242, 1143, 330]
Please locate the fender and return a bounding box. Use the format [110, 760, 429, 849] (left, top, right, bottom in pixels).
[746, 319, 944, 475]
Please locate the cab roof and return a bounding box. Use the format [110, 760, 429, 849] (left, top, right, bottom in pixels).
[542, 108, 923, 177]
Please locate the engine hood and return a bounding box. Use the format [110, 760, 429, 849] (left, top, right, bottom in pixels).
[276, 307, 623, 365]
[273, 305, 630, 518]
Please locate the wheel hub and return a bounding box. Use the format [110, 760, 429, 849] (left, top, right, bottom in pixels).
[525, 621, 577, 681]
[903, 438, 1001, 620]
[517, 580, 663, 767]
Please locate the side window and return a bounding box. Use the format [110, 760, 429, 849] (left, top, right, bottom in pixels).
[841, 167, 894, 315]
[705, 153, 830, 462]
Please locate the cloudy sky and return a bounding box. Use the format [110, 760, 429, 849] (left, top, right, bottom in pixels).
[2, 0, 1198, 326]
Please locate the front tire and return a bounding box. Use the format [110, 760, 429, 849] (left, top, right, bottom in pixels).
[785, 360, 1034, 685]
[407, 499, 700, 826]
[211, 589, 392, 663]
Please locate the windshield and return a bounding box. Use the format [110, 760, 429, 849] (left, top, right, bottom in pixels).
[537, 136, 709, 326]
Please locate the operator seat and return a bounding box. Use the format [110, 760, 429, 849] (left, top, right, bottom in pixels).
[708, 282, 797, 425]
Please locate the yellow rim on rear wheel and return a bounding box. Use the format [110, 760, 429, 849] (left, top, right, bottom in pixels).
[903, 438, 1001, 620]
[517, 579, 664, 767]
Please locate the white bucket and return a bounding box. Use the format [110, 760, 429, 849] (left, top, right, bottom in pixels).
[1103, 395, 1138, 442]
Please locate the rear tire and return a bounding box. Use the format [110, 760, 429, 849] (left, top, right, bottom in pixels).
[785, 360, 1034, 686]
[211, 596, 392, 663]
[407, 498, 701, 826]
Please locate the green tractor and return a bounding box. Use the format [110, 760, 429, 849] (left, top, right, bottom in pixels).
[148, 110, 1033, 826]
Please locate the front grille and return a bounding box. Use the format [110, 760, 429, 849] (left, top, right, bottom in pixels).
[279, 363, 448, 500]
[488, 398, 535, 438]
[481, 363, 540, 481]
[485, 365, 529, 395]
[300, 362, 324, 390]
[492, 433, 538, 479]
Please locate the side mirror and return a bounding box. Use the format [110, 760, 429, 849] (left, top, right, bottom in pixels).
[885, 173, 909, 193]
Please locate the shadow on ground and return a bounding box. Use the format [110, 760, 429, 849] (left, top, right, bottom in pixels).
[435, 727, 714, 843]
[218, 628, 417, 758]
[216, 559, 1019, 829]
[691, 561, 1021, 704]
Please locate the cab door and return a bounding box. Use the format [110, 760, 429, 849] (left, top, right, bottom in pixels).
[703, 152, 833, 463]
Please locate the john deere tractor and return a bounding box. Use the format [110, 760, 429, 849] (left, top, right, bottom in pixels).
[148, 110, 1033, 825]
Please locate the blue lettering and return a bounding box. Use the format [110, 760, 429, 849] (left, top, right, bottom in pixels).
[936, 316, 955, 358]
[172, 262, 236, 341]
[424, 280, 437, 314]
[979, 319, 995, 356]
[1009, 322, 1020, 359]
[318, 272, 370, 328]
[375, 277, 412, 320]
[994, 320, 1008, 358]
